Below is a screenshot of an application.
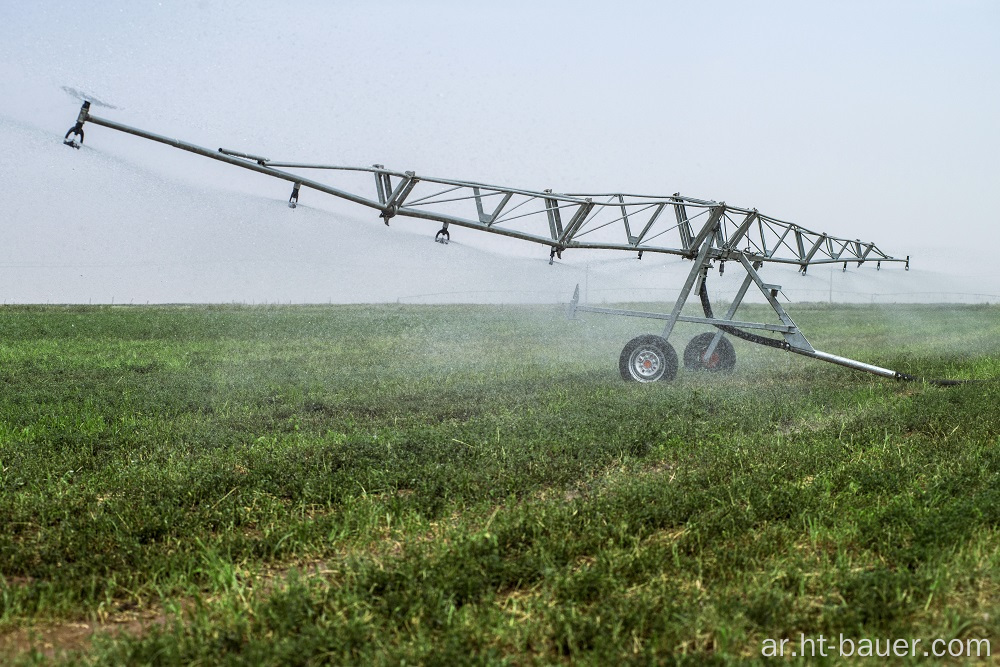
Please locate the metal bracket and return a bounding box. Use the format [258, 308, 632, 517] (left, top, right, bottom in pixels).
[380, 171, 418, 224]
[473, 187, 513, 225]
[219, 148, 270, 166]
[543, 189, 564, 241]
[373, 165, 391, 205]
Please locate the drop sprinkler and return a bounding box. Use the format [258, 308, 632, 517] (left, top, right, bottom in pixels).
[64, 101, 964, 385]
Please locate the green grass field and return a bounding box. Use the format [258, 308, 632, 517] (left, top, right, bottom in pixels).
[1, 303, 998, 664]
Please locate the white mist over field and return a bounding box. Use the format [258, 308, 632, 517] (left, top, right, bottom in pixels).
[0, 1, 997, 305]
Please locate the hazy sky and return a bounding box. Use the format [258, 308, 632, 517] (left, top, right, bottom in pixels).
[1, 0, 998, 302]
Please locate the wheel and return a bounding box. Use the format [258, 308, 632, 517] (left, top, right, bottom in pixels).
[683, 332, 736, 372]
[619, 335, 678, 382]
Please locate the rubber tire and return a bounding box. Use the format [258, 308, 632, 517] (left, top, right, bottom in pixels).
[683, 332, 736, 373]
[619, 335, 678, 383]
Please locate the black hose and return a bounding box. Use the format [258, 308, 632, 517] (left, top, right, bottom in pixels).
[698, 278, 787, 350]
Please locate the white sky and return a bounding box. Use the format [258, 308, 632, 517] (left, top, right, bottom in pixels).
[0, 0, 998, 303]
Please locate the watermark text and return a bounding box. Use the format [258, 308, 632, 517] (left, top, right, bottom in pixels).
[762, 634, 990, 659]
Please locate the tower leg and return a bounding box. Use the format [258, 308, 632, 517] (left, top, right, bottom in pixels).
[659, 237, 715, 341]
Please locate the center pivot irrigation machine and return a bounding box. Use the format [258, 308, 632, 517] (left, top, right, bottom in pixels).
[64, 101, 944, 384]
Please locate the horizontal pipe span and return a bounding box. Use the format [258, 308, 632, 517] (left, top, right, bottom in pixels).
[84, 114, 383, 211]
[140, 163, 897, 263]
[676, 315, 793, 333]
[565, 242, 687, 257]
[265, 162, 393, 174]
[565, 192, 721, 206]
[267, 166, 722, 208]
[791, 348, 900, 379]
[396, 207, 564, 245]
[572, 305, 684, 322]
[270, 164, 604, 204]
[572, 305, 793, 332]
[78, 108, 905, 267]
[725, 253, 906, 267]
[396, 208, 694, 257]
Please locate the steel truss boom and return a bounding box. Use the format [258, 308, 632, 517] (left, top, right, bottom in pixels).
[63, 102, 906, 270]
[63, 102, 923, 383]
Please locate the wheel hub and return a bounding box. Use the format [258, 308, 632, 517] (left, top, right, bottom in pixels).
[633, 350, 661, 379]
